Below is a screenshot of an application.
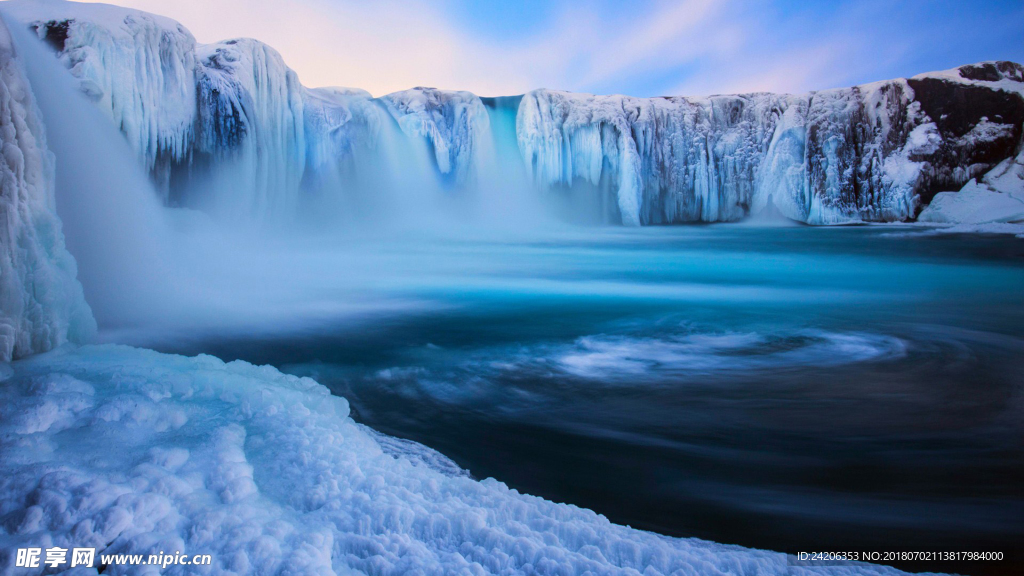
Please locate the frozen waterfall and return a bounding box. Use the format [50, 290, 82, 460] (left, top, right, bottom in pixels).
[5, 0, 1024, 227]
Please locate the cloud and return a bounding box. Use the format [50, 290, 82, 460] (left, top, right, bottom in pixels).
[78, 0, 746, 96]
[77, 0, 520, 95]
[77, 0, 1024, 98]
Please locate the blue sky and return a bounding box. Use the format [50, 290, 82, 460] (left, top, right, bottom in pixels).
[88, 0, 1024, 97]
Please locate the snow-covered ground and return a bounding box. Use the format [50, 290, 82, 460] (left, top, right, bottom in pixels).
[0, 344, 932, 576]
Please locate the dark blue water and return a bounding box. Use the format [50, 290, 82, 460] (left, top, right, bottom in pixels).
[153, 225, 1024, 575]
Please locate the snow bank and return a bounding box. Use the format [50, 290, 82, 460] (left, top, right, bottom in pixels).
[0, 344, 922, 575]
[918, 179, 1024, 224]
[0, 15, 93, 361]
[918, 146, 1024, 226]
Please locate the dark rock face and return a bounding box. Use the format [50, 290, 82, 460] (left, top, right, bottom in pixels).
[958, 61, 1024, 83]
[910, 79, 1024, 135]
[907, 75, 1024, 204]
[805, 83, 918, 221]
[195, 75, 247, 151]
[959, 63, 1004, 82]
[30, 20, 73, 52]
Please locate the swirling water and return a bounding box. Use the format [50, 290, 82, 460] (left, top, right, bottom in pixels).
[153, 225, 1024, 575]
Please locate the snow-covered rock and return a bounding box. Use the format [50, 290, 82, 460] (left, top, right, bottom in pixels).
[0, 15, 93, 362]
[918, 147, 1024, 224]
[982, 146, 1024, 194]
[918, 178, 1024, 224]
[0, 344, 922, 576]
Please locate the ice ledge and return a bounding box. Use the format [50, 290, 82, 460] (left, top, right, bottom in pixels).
[0, 344, 924, 575]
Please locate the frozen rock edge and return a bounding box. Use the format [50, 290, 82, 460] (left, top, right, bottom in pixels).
[0, 344, 926, 576]
[0, 14, 93, 362]
[917, 145, 1024, 233]
[6, 0, 1024, 227]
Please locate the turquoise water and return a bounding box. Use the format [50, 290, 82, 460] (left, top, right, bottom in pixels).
[156, 225, 1024, 575]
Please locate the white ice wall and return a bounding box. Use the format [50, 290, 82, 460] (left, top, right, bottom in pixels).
[193, 38, 306, 220]
[15, 1, 197, 182]
[517, 83, 940, 226]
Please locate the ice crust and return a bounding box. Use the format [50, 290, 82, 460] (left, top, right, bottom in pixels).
[0, 14, 93, 361]
[0, 344, 927, 576]
[6, 1, 1023, 226]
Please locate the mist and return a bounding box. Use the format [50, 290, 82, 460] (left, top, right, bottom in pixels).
[4, 15, 575, 346]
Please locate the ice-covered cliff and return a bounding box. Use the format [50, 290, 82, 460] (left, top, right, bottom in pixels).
[0, 15, 93, 362]
[6, 0, 1024, 227]
[14, 1, 197, 190]
[518, 68, 1024, 225]
[190, 38, 307, 218]
[4, 0, 308, 219]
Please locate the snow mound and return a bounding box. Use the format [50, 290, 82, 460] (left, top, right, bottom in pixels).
[918, 147, 1024, 226]
[0, 345, 923, 575]
[918, 179, 1024, 224]
[0, 15, 94, 361]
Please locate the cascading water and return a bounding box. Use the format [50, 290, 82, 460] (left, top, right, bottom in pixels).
[0, 15, 93, 361]
[2, 13, 556, 344]
[4, 14, 183, 329]
[475, 95, 551, 228]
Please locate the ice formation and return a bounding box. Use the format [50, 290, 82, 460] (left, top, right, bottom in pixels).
[0, 15, 93, 362]
[190, 38, 306, 219]
[382, 87, 492, 183]
[0, 344, 923, 576]
[516, 73, 1021, 225]
[6, 0, 1023, 226]
[10, 1, 197, 191]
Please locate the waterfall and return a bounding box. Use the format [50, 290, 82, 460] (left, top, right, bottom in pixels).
[0, 14, 93, 360]
[5, 14, 185, 330]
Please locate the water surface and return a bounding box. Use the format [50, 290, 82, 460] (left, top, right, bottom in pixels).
[153, 225, 1024, 575]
